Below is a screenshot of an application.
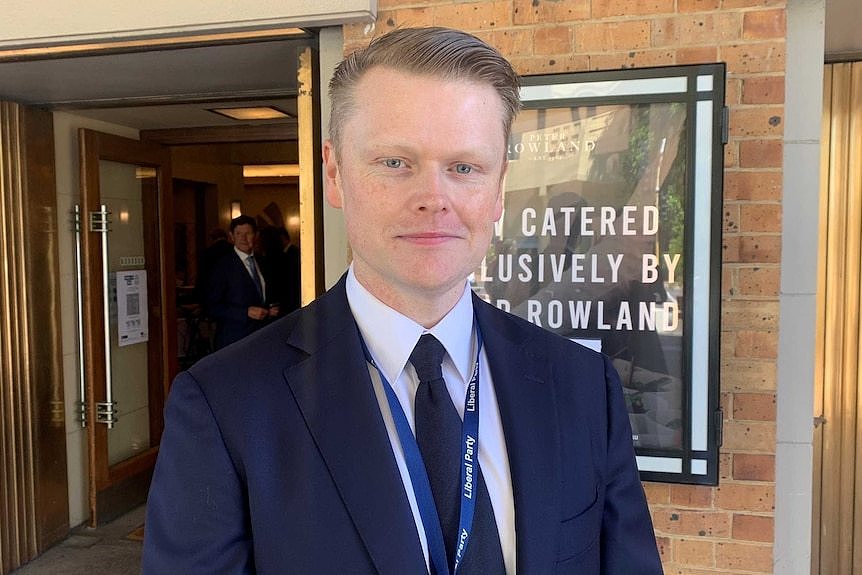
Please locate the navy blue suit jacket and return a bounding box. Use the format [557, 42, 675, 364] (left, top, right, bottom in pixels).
[144, 276, 662, 574]
[202, 250, 268, 349]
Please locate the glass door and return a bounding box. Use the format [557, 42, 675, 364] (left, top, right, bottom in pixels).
[78, 129, 175, 525]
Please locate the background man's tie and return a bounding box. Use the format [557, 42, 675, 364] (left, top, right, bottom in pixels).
[410, 334, 505, 574]
[246, 255, 263, 298]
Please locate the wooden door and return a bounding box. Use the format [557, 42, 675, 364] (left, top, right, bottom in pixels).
[78, 129, 176, 526]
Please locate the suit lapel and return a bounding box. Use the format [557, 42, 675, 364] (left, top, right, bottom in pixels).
[475, 297, 560, 574]
[283, 279, 426, 574]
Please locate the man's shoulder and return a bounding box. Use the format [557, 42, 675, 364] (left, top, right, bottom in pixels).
[192, 281, 350, 374]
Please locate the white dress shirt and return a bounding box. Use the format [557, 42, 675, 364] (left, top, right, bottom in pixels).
[346, 267, 516, 574]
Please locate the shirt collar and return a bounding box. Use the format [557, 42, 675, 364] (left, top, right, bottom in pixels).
[346, 266, 476, 386]
[234, 246, 252, 260]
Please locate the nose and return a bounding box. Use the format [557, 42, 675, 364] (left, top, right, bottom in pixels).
[414, 169, 449, 213]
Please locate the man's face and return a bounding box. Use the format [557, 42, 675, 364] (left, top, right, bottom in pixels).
[230, 224, 256, 254]
[324, 67, 507, 308]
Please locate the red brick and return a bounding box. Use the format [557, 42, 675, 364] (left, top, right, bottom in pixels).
[720, 453, 734, 480]
[511, 54, 590, 76]
[738, 234, 781, 263]
[593, 0, 675, 18]
[677, 46, 719, 64]
[740, 203, 782, 232]
[723, 0, 785, 6]
[512, 0, 590, 25]
[733, 453, 775, 481]
[721, 300, 780, 330]
[722, 267, 735, 297]
[724, 171, 783, 201]
[651, 14, 741, 47]
[674, 538, 716, 566]
[743, 8, 786, 40]
[722, 420, 776, 452]
[721, 359, 777, 392]
[671, 484, 714, 507]
[432, 1, 513, 29]
[534, 25, 573, 55]
[724, 77, 742, 105]
[724, 204, 740, 233]
[715, 483, 774, 512]
[656, 535, 672, 564]
[377, 8, 434, 29]
[379, 0, 438, 7]
[729, 106, 784, 138]
[725, 140, 739, 167]
[742, 76, 786, 104]
[721, 391, 733, 415]
[737, 266, 780, 297]
[723, 235, 741, 262]
[722, 42, 786, 74]
[645, 482, 671, 504]
[739, 139, 782, 168]
[589, 49, 675, 71]
[733, 513, 774, 542]
[652, 509, 732, 537]
[480, 29, 534, 58]
[715, 541, 773, 572]
[733, 392, 776, 421]
[679, 0, 721, 11]
[576, 21, 651, 52]
[734, 329, 778, 359]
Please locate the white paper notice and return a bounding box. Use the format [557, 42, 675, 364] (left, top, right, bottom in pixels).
[116, 270, 148, 347]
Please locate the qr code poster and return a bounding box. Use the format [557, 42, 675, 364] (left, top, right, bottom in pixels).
[116, 270, 148, 347]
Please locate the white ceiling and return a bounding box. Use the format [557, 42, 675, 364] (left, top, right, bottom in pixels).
[0, 36, 311, 130]
[0, 3, 858, 132]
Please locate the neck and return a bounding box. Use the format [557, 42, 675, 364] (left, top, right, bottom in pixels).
[353, 274, 464, 329]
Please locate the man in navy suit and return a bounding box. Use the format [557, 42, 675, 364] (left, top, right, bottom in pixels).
[144, 27, 663, 574]
[202, 215, 279, 349]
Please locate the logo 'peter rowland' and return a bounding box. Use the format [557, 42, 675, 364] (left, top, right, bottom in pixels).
[463, 435, 476, 499]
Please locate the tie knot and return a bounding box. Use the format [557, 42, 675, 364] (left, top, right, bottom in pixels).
[409, 334, 447, 383]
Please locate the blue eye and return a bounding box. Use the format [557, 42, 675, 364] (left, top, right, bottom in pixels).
[384, 158, 403, 168]
[455, 164, 473, 174]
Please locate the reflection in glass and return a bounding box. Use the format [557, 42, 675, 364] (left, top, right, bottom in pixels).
[100, 160, 154, 466]
[472, 103, 687, 450]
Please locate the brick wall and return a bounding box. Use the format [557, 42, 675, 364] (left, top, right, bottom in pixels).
[343, 1, 785, 572]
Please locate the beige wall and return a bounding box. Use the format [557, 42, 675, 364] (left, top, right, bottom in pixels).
[53, 112, 139, 528]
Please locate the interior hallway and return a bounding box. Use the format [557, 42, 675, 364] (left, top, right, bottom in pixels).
[11, 507, 145, 575]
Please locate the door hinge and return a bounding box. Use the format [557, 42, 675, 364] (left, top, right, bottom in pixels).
[813, 415, 827, 428]
[715, 408, 724, 447]
[721, 106, 729, 145]
[89, 208, 111, 233]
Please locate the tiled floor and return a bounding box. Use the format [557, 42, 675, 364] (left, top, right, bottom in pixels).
[12, 506, 145, 575]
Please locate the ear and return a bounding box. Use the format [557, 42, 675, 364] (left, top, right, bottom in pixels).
[323, 140, 344, 209]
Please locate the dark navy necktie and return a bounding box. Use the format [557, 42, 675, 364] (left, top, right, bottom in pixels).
[410, 334, 505, 574]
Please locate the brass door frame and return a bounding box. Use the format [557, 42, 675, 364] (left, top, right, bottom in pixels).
[0, 103, 68, 572]
[814, 61, 862, 574]
[297, 45, 325, 303]
[79, 129, 176, 526]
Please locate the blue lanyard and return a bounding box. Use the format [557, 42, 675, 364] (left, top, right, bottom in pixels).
[359, 329, 483, 575]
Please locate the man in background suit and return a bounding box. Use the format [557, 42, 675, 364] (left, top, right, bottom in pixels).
[144, 27, 663, 574]
[202, 215, 278, 349]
